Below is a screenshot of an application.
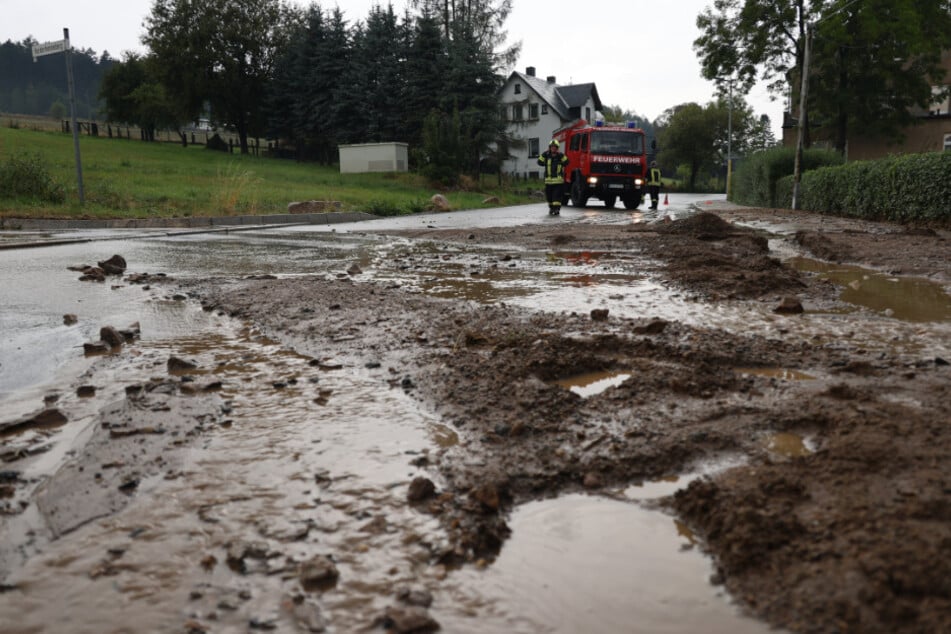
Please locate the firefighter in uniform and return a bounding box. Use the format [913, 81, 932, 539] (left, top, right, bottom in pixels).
[538, 139, 569, 215]
[647, 161, 662, 210]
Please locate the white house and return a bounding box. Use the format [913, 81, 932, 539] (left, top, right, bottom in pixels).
[497, 67, 602, 178]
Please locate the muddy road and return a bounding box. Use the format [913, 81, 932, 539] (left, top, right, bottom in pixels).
[1, 200, 950, 633]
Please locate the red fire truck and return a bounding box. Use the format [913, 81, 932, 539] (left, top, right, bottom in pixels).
[552, 119, 653, 210]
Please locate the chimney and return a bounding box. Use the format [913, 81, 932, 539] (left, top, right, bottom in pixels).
[547, 76, 556, 84]
[526, 66, 536, 77]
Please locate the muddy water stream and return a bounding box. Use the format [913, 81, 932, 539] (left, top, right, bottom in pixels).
[3, 202, 951, 632]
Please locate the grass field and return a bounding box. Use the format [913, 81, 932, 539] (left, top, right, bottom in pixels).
[0, 116, 529, 219]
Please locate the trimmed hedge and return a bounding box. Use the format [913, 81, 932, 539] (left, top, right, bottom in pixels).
[731, 146, 842, 208]
[776, 151, 951, 224]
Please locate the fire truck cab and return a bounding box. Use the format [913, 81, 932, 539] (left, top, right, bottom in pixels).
[552, 119, 652, 210]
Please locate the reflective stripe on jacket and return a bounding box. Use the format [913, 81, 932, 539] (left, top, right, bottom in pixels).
[538, 151, 569, 184]
[647, 167, 662, 186]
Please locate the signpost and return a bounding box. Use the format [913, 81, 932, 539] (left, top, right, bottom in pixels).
[32, 29, 84, 204]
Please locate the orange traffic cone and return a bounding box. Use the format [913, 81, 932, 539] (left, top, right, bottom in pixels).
[663, 193, 669, 205]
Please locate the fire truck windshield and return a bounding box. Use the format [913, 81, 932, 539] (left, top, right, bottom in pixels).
[590, 130, 643, 154]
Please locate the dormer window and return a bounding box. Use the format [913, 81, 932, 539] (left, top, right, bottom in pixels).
[514, 83, 522, 95]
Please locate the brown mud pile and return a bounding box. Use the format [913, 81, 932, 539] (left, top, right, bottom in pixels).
[179, 209, 951, 634]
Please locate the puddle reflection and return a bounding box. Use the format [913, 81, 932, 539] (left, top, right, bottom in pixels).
[765, 432, 814, 458]
[555, 370, 632, 398]
[438, 494, 776, 633]
[791, 257, 951, 322]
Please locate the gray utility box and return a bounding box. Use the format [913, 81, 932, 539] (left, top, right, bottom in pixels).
[338, 142, 409, 173]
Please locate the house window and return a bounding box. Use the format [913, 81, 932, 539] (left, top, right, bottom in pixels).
[528, 138, 540, 158]
[944, 134, 951, 151]
[513, 104, 524, 121]
[585, 107, 591, 121]
[541, 104, 549, 115]
[499, 107, 507, 122]
[529, 103, 539, 120]
[514, 83, 521, 95]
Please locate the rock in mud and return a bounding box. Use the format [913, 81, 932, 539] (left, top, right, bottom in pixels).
[583, 472, 604, 489]
[97, 255, 127, 275]
[407, 477, 436, 503]
[63, 314, 78, 325]
[633, 318, 668, 335]
[83, 341, 111, 355]
[470, 483, 501, 513]
[0, 408, 67, 435]
[285, 595, 327, 632]
[299, 555, 339, 587]
[396, 585, 434, 608]
[379, 605, 439, 634]
[590, 308, 609, 322]
[168, 356, 199, 372]
[100, 326, 125, 348]
[78, 266, 106, 282]
[773, 296, 804, 314]
[77, 385, 96, 398]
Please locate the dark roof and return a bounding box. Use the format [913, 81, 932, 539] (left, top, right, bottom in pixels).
[504, 71, 601, 120]
[556, 83, 602, 112]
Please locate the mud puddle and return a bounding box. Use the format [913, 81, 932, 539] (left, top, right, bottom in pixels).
[790, 257, 951, 322]
[437, 493, 778, 633]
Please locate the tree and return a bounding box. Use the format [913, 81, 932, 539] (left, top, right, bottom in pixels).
[99, 53, 178, 142]
[409, 0, 519, 177]
[695, 0, 951, 154]
[144, 0, 295, 154]
[601, 105, 655, 138]
[0, 38, 113, 118]
[401, 10, 449, 150]
[808, 0, 951, 151]
[349, 5, 408, 143]
[656, 102, 723, 190]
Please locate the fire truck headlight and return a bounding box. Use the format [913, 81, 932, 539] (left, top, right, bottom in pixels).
[587, 176, 598, 185]
[634, 178, 644, 186]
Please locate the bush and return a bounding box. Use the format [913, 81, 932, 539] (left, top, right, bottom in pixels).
[732, 146, 842, 207]
[364, 199, 405, 217]
[777, 151, 951, 224]
[0, 153, 66, 203]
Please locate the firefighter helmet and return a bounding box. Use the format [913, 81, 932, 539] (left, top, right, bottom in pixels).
[549, 139, 559, 148]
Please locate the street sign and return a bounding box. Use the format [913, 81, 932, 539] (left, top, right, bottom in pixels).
[33, 29, 85, 204]
[32, 39, 68, 62]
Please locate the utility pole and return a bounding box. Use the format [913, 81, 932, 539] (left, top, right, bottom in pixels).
[792, 0, 863, 210]
[791, 22, 811, 211]
[727, 79, 733, 199]
[63, 28, 85, 205]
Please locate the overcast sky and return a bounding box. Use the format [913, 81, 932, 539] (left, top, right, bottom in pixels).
[3, 0, 784, 136]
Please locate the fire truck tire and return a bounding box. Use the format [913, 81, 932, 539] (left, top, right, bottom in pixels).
[603, 195, 617, 209]
[570, 180, 588, 208]
[623, 195, 641, 210]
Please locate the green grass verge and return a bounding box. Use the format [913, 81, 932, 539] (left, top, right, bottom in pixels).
[0, 125, 526, 219]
